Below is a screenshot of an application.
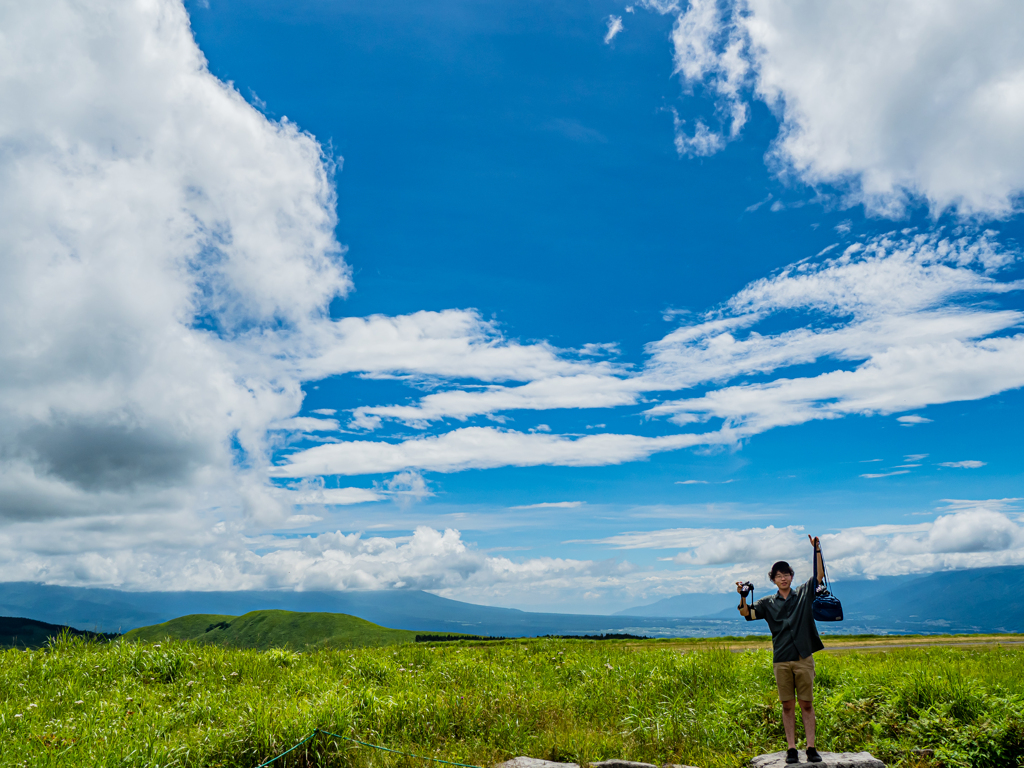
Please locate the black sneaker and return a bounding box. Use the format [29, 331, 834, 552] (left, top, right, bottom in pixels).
[805, 747, 823, 763]
[785, 748, 800, 764]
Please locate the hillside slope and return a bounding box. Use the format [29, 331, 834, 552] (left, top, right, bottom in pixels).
[124, 610, 416, 649]
[0, 616, 117, 649]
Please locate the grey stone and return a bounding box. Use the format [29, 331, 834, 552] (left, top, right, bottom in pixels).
[495, 759, 699, 768]
[495, 758, 580, 768]
[750, 751, 885, 768]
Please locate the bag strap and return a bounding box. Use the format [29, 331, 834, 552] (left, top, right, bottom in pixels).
[813, 544, 829, 591]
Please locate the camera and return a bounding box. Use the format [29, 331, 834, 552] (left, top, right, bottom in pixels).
[739, 581, 754, 597]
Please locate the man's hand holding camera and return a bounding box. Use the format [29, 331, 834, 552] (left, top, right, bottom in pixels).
[736, 580, 754, 616]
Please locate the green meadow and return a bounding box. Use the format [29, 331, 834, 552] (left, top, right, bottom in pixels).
[2, 635, 1023, 768]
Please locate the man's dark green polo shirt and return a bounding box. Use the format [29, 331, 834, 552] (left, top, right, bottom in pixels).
[746, 577, 824, 663]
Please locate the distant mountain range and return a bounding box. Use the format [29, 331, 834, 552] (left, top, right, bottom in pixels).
[617, 566, 1024, 633]
[3, 564, 1023, 638]
[0, 582, 758, 638]
[616, 575, 921, 618]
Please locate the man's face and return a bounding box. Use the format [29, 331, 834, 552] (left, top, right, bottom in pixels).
[773, 571, 793, 588]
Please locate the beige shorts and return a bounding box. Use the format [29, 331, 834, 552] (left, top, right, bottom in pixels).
[773, 654, 815, 702]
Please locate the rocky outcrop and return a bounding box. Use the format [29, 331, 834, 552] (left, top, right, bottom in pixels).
[496, 759, 581, 768]
[495, 758, 698, 768]
[750, 751, 885, 768]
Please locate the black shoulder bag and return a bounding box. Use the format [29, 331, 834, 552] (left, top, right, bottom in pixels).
[812, 546, 843, 622]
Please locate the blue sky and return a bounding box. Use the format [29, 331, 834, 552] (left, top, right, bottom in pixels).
[2, 0, 1023, 612]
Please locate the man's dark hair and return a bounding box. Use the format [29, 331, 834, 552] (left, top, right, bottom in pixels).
[769, 560, 795, 583]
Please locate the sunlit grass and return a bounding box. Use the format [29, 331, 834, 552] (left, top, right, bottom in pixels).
[2, 635, 1023, 768]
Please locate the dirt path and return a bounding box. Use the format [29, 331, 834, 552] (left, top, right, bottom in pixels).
[820, 638, 1024, 653]
[637, 634, 1024, 654]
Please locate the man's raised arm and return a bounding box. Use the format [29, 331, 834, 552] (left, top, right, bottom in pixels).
[808, 535, 824, 584]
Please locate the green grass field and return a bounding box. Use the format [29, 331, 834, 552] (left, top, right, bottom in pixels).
[2, 635, 1024, 768]
[124, 610, 417, 650]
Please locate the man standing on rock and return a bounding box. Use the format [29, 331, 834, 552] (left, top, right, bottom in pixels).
[737, 535, 825, 765]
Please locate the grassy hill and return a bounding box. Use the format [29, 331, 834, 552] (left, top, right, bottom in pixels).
[124, 609, 417, 649]
[0, 615, 118, 649]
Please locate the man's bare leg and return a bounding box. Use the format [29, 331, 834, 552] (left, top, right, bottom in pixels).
[798, 699, 816, 748]
[781, 699, 797, 749]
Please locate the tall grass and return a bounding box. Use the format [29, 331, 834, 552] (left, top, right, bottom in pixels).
[2, 635, 1023, 768]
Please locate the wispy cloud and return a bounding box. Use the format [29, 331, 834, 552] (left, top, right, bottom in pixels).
[745, 193, 772, 212]
[291, 487, 383, 505]
[546, 118, 608, 144]
[860, 470, 910, 479]
[510, 501, 584, 509]
[939, 460, 987, 469]
[898, 415, 933, 425]
[940, 498, 1021, 512]
[673, 115, 726, 157]
[644, 233, 1024, 436]
[604, 15, 624, 44]
[271, 428, 723, 477]
[270, 231, 1024, 478]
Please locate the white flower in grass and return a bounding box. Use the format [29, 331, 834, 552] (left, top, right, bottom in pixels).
[27, 704, 37, 708]
[74, 701, 84, 705]
[14, 714, 22, 718]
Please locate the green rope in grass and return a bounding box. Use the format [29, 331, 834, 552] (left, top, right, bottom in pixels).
[254, 728, 484, 768]
[320, 729, 483, 768]
[253, 730, 319, 768]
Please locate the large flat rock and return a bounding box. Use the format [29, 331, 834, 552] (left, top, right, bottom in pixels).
[495, 759, 698, 768]
[495, 759, 580, 768]
[751, 751, 885, 768]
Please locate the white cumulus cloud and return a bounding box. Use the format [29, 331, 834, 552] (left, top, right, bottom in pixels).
[647, 0, 1024, 216]
[583, 506, 1024, 585]
[0, 0, 350, 533]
